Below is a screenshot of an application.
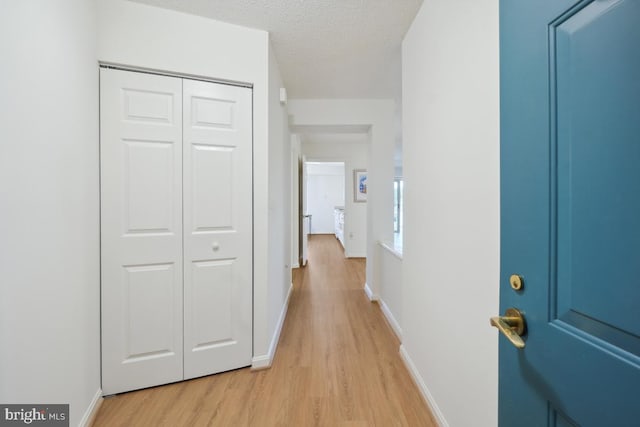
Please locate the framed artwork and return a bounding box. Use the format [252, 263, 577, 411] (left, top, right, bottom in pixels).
[353, 169, 367, 203]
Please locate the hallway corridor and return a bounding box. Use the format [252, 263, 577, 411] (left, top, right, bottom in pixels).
[93, 235, 436, 426]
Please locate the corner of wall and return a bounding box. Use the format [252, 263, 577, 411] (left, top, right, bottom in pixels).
[79, 389, 103, 427]
[252, 282, 293, 370]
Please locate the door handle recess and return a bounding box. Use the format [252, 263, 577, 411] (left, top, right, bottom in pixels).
[490, 307, 526, 349]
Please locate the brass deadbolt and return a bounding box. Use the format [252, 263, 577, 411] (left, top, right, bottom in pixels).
[509, 274, 524, 291]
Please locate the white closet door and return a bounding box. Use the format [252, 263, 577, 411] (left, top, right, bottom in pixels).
[100, 69, 184, 395]
[182, 80, 252, 379]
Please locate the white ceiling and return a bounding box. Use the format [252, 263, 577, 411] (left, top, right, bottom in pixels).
[131, 0, 423, 99]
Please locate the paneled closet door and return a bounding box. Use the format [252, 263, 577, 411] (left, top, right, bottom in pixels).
[182, 80, 253, 379]
[100, 69, 184, 395]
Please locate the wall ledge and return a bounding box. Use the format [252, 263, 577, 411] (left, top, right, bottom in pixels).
[379, 240, 403, 260]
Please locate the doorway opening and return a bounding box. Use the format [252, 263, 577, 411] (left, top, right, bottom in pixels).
[290, 130, 369, 270]
[305, 161, 346, 238]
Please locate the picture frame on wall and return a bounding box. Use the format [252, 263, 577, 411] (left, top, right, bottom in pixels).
[353, 169, 367, 203]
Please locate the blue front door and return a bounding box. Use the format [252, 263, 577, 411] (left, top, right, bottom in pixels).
[499, 0, 640, 425]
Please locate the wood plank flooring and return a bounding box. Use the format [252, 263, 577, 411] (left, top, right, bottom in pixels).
[93, 235, 436, 426]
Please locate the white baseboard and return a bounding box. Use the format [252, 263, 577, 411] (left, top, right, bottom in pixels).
[363, 282, 379, 301]
[399, 345, 449, 427]
[79, 388, 103, 427]
[379, 299, 403, 342]
[251, 354, 271, 370]
[251, 282, 293, 370]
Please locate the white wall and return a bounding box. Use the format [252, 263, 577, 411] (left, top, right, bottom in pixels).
[300, 136, 369, 257]
[265, 40, 292, 365]
[289, 100, 395, 280]
[97, 0, 284, 363]
[377, 244, 403, 340]
[401, 0, 500, 426]
[306, 163, 345, 234]
[0, 1, 101, 425]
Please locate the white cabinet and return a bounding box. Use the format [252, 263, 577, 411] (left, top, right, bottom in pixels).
[334, 207, 345, 248]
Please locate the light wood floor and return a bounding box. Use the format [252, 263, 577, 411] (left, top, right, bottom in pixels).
[93, 235, 436, 426]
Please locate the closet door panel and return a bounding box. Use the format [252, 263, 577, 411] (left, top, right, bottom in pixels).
[100, 68, 184, 395]
[183, 80, 253, 379]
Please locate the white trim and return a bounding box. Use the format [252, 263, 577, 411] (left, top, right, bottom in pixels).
[379, 240, 403, 260]
[346, 251, 367, 258]
[99, 62, 252, 88]
[363, 282, 378, 301]
[379, 299, 403, 341]
[251, 282, 293, 370]
[292, 261, 300, 269]
[79, 388, 103, 427]
[399, 345, 449, 427]
[251, 354, 271, 370]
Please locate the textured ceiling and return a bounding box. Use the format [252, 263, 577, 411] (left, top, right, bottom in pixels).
[131, 0, 423, 99]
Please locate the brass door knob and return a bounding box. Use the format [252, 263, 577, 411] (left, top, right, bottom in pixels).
[490, 308, 527, 349]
